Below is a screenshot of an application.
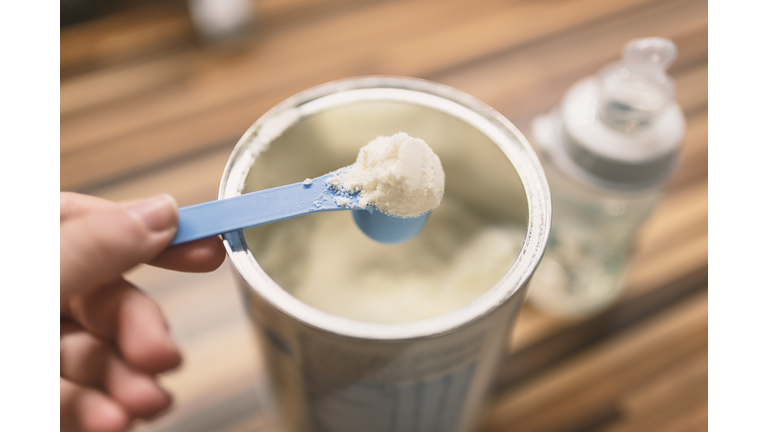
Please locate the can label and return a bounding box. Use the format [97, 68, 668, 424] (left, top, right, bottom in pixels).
[300, 333, 484, 432]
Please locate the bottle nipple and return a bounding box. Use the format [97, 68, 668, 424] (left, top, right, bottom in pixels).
[598, 38, 677, 132]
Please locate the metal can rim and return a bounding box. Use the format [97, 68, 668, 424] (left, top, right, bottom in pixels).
[219, 76, 551, 341]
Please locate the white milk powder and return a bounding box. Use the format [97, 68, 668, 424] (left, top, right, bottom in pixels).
[250, 197, 526, 323]
[328, 132, 445, 217]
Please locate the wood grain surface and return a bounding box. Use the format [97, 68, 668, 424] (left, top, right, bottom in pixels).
[60, 0, 708, 430]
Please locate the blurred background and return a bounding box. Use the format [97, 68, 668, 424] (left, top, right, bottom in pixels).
[60, 0, 707, 431]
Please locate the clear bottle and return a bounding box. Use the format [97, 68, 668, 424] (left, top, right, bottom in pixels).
[526, 38, 685, 318]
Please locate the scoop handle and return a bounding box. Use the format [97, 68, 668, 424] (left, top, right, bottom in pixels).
[170, 173, 349, 246]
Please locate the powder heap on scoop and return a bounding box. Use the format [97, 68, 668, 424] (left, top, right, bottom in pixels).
[329, 132, 445, 218]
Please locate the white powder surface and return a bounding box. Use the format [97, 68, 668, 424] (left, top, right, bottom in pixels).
[246, 197, 526, 323]
[330, 132, 445, 217]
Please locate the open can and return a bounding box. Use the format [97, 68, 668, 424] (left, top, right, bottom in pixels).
[219, 76, 551, 432]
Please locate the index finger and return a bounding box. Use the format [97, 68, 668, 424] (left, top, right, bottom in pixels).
[148, 235, 226, 273]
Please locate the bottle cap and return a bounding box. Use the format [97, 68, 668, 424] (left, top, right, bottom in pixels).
[553, 38, 685, 188]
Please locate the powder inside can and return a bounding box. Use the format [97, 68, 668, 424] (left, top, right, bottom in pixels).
[252, 198, 526, 323]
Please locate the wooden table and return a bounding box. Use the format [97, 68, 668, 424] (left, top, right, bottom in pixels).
[61, 0, 707, 430]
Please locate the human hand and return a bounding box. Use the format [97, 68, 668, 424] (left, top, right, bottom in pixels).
[60, 192, 226, 432]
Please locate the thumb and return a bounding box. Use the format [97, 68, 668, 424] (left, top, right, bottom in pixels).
[61, 194, 178, 303]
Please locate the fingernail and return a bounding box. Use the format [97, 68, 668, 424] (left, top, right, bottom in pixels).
[127, 194, 178, 233]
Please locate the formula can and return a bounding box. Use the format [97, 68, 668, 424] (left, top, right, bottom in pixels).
[220, 77, 551, 432]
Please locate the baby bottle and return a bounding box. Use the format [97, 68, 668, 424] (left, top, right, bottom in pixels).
[526, 37, 685, 318]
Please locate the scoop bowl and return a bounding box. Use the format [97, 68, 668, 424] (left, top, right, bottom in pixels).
[352, 208, 430, 244]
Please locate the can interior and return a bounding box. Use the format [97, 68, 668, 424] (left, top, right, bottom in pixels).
[240, 100, 530, 323]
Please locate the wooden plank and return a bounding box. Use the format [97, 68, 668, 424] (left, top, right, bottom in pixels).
[59, 0, 387, 115]
[84, 146, 232, 207]
[60, 0, 512, 156]
[378, 0, 672, 77]
[675, 63, 708, 116]
[501, 233, 707, 390]
[60, 1, 195, 76]
[61, 0, 695, 191]
[603, 402, 708, 432]
[60, 52, 194, 118]
[620, 351, 707, 419]
[639, 159, 708, 260]
[625, 228, 708, 300]
[60, 0, 385, 76]
[669, 110, 709, 189]
[133, 374, 270, 432]
[599, 348, 707, 432]
[674, 110, 708, 183]
[651, 404, 707, 432]
[483, 290, 708, 432]
[60, 90, 274, 192]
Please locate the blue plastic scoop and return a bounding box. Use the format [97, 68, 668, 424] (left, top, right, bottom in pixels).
[170, 172, 430, 246]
